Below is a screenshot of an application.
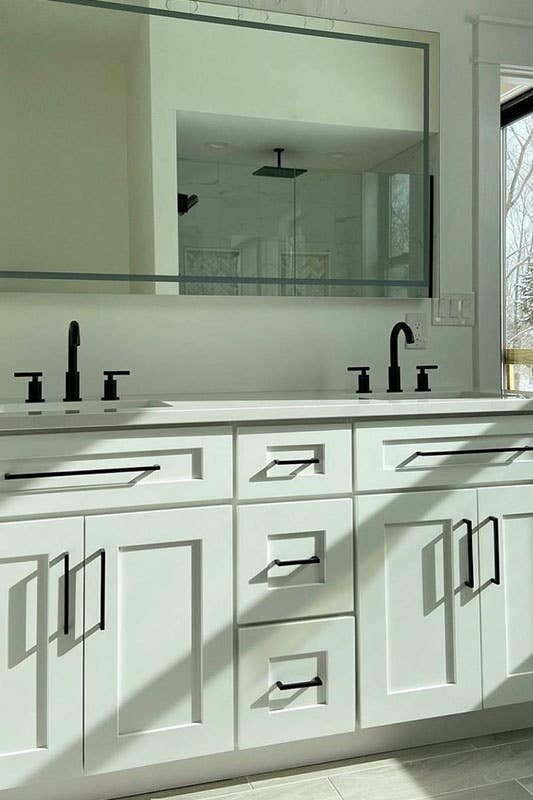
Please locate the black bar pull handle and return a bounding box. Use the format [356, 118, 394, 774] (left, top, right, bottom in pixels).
[63, 552, 70, 636]
[273, 556, 320, 567]
[5, 465, 161, 481]
[99, 549, 106, 631]
[272, 458, 319, 466]
[415, 445, 533, 458]
[276, 676, 323, 691]
[463, 518, 475, 589]
[488, 516, 501, 585]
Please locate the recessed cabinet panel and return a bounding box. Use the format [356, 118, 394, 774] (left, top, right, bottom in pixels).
[355, 417, 533, 492]
[0, 517, 83, 789]
[84, 506, 234, 774]
[238, 617, 355, 749]
[0, 427, 233, 516]
[479, 487, 533, 708]
[237, 499, 354, 624]
[356, 490, 482, 727]
[237, 425, 352, 500]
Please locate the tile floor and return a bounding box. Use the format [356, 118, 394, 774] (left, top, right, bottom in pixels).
[120, 728, 533, 800]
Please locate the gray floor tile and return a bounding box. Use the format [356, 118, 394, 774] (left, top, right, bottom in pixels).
[250, 779, 339, 799]
[468, 729, 533, 750]
[331, 739, 533, 800]
[517, 776, 533, 796]
[418, 782, 533, 800]
[118, 777, 251, 800]
[248, 739, 476, 789]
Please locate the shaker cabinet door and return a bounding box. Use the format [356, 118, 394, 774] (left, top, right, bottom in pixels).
[479, 486, 533, 708]
[84, 505, 234, 774]
[356, 490, 482, 727]
[0, 517, 84, 789]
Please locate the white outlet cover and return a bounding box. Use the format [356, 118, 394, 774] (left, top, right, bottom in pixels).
[405, 312, 428, 349]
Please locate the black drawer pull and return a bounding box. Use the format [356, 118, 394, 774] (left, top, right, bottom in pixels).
[463, 518, 475, 589]
[5, 465, 161, 481]
[276, 676, 323, 691]
[273, 556, 320, 567]
[272, 458, 319, 466]
[99, 549, 106, 631]
[488, 516, 501, 585]
[415, 446, 533, 458]
[63, 552, 70, 636]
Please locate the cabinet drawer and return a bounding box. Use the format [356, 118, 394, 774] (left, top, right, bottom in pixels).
[237, 499, 354, 624]
[238, 617, 355, 749]
[237, 424, 352, 500]
[0, 427, 232, 516]
[355, 416, 533, 492]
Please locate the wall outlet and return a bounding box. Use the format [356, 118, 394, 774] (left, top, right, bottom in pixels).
[405, 312, 428, 349]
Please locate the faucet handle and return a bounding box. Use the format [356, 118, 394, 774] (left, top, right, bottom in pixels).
[102, 370, 130, 402]
[347, 366, 372, 394]
[14, 372, 45, 403]
[415, 365, 438, 393]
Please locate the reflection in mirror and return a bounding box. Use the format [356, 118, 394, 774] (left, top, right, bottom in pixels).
[0, 0, 437, 297]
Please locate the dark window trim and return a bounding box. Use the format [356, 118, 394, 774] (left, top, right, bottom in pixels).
[501, 87, 533, 128]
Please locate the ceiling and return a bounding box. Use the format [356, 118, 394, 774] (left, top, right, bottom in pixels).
[176, 111, 424, 173]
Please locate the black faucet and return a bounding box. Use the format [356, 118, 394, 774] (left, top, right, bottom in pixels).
[64, 320, 81, 402]
[388, 321, 415, 392]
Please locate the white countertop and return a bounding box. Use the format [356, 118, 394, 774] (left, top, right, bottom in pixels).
[0, 391, 532, 432]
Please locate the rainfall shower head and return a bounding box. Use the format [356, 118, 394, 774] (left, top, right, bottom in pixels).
[253, 148, 307, 178]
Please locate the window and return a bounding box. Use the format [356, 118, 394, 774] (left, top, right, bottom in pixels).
[502, 82, 533, 391]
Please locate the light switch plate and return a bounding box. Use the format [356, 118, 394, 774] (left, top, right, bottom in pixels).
[432, 293, 475, 326]
[405, 312, 428, 349]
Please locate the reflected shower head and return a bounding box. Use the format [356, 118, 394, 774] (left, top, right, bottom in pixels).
[178, 193, 199, 216]
[253, 148, 307, 178]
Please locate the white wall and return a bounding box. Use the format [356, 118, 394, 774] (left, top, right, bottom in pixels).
[2, 0, 532, 401]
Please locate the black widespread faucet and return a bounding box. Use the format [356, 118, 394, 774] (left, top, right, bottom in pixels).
[64, 320, 81, 402]
[388, 321, 415, 392]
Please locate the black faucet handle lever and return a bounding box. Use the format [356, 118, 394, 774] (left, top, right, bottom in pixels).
[416, 365, 438, 393]
[347, 366, 372, 394]
[14, 372, 45, 403]
[102, 370, 131, 402]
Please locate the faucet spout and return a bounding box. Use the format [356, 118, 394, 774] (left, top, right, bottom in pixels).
[388, 321, 415, 392]
[64, 320, 81, 402]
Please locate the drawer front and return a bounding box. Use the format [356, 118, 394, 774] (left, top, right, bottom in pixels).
[238, 617, 355, 749]
[237, 424, 352, 500]
[237, 499, 354, 624]
[355, 416, 533, 492]
[0, 427, 232, 516]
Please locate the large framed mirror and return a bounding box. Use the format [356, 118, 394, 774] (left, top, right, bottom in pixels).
[0, 0, 438, 297]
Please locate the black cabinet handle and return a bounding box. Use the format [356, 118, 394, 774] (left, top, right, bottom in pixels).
[63, 552, 70, 636]
[273, 556, 320, 567]
[5, 465, 161, 481]
[272, 458, 319, 466]
[415, 446, 533, 458]
[99, 549, 106, 631]
[275, 676, 323, 691]
[463, 518, 475, 589]
[488, 516, 501, 585]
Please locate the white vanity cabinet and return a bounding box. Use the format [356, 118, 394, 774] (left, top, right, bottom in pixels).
[478, 485, 533, 709]
[355, 417, 533, 729]
[356, 490, 483, 728]
[0, 517, 84, 790]
[84, 505, 234, 774]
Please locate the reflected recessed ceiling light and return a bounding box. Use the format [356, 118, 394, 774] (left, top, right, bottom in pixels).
[207, 141, 229, 150]
[329, 152, 346, 159]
